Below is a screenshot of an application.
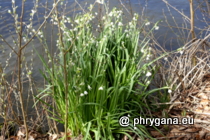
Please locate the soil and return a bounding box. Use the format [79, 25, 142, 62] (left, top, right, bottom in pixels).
[147, 73, 210, 140]
[1, 75, 210, 140]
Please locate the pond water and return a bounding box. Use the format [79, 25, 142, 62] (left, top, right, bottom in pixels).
[0, 0, 209, 126]
[0, 0, 209, 48]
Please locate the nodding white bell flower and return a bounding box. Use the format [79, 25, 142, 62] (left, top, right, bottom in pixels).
[75, 19, 79, 24]
[155, 26, 159, 30]
[179, 50, 183, 55]
[98, 86, 103, 90]
[96, 0, 104, 4]
[164, 57, 168, 61]
[31, 9, 36, 15]
[145, 22, 150, 26]
[146, 72, 152, 77]
[168, 89, 172, 94]
[88, 85, 92, 90]
[84, 91, 88, 95]
[118, 22, 123, 26]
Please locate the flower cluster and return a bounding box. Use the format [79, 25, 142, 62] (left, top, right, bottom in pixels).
[80, 85, 92, 97]
[108, 9, 123, 19]
[80, 91, 88, 97]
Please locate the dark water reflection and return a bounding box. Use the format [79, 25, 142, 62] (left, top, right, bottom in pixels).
[0, 0, 209, 49]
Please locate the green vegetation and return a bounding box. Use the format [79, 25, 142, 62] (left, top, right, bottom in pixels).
[36, 7, 168, 139]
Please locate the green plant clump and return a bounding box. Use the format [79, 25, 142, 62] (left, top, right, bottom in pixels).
[37, 7, 167, 140]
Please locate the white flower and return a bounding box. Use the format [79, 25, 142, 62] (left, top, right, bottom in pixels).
[118, 22, 123, 26]
[88, 85, 92, 90]
[8, 10, 11, 13]
[80, 18, 84, 22]
[146, 72, 152, 77]
[95, 12, 98, 15]
[133, 17, 137, 21]
[27, 24, 31, 29]
[38, 31, 42, 35]
[155, 26, 159, 30]
[145, 22, 150, 26]
[23, 37, 26, 42]
[118, 10, 123, 15]
[148, 47, 152, 51]
[109, 12, 113, 17]
[80, 93, 84, 96]
[98, 86, 103, 90]
[12, 0, 15, 4]
[89, 4, 93, 11]
[84, 91, 88, 95]
[168, 89, 172, 94]
[31, 9, 36, 14]
[96, 0, 104, 4]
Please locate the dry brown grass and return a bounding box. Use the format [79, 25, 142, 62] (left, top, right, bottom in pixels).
[153, 33, 210, 103]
